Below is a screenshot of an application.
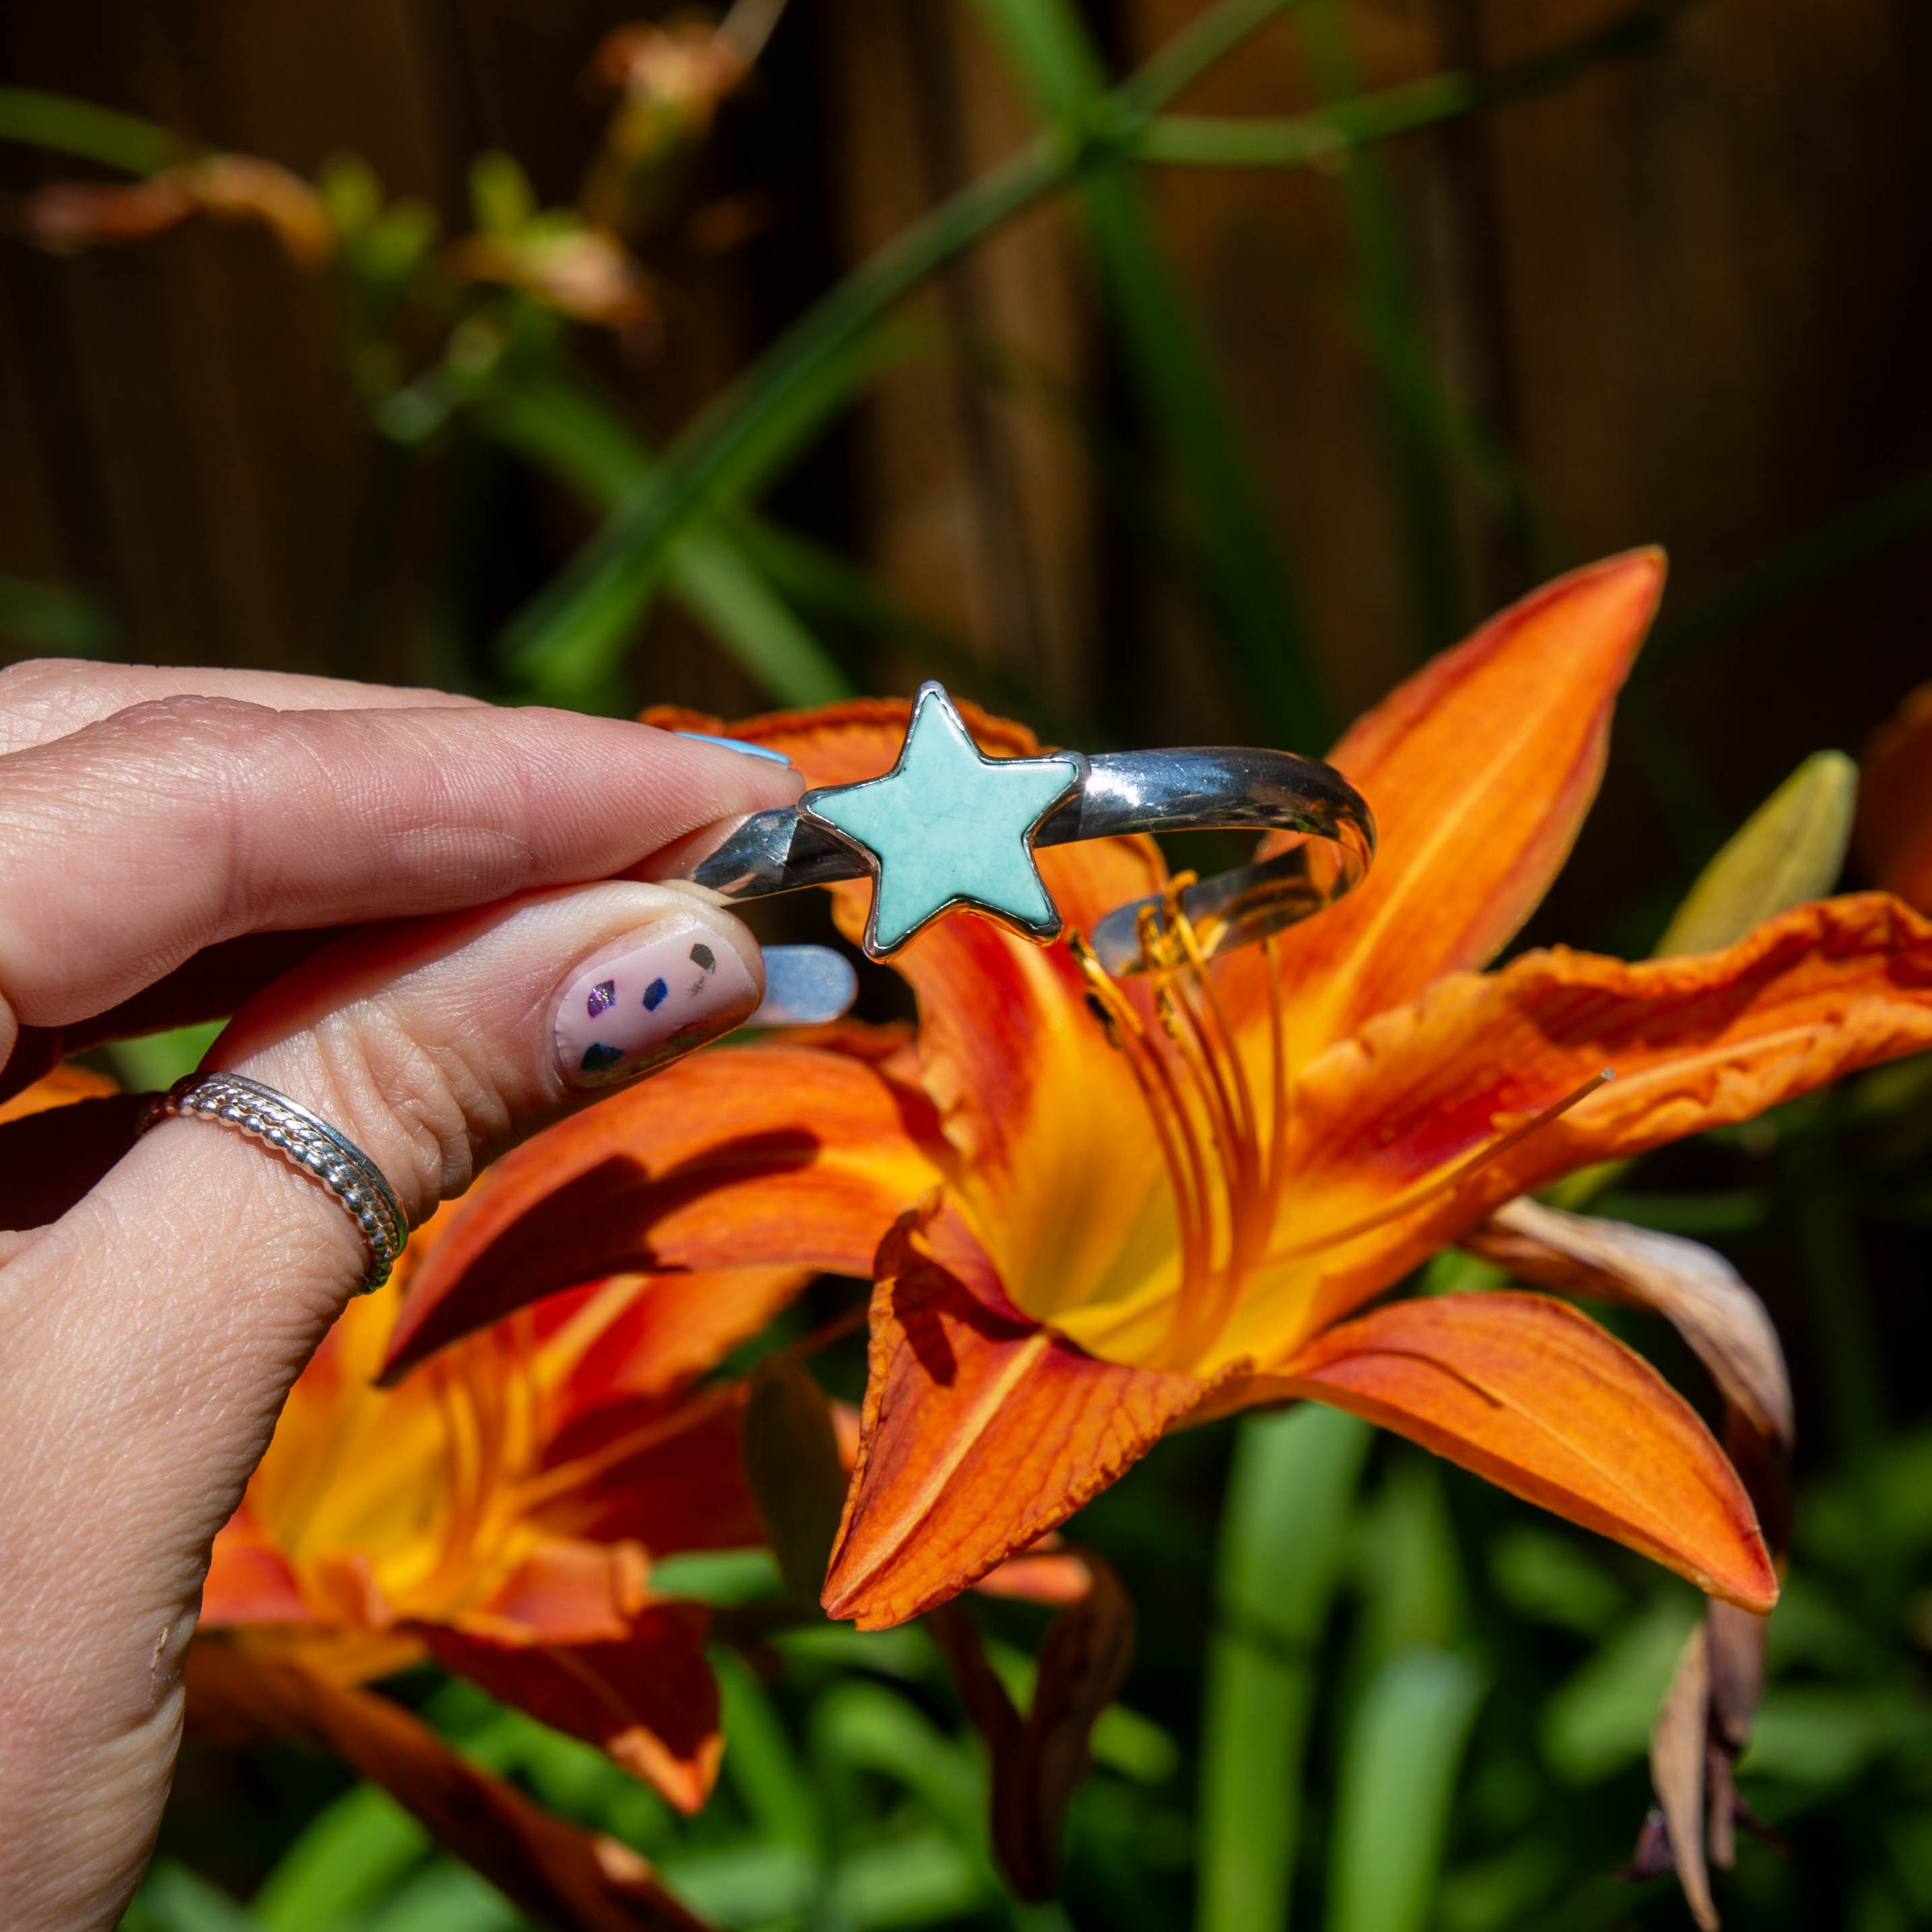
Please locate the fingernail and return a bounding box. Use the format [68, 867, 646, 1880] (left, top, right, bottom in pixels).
[748, 945, 859, 1027]
[556, 919, 760, 1089]
[676, 730, 795, 766]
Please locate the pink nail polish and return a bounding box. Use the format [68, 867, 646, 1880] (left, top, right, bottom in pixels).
[555, 921, 760, 1089]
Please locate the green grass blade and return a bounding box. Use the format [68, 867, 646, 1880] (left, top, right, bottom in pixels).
[499, 6, 1676, 720]
[250, 1783, 430, 1930]
[498, 145, 1061, 698]
[972, 0, 1332, 748]
[0, 573, 119, 655]
[477, 369, 851, 707]
[1297, 0, 1463, 659]
[716, 1648, 824, 1850]
[0, 85, 179, 174]
[354, 1860, 518, 1932]
[103, 1020, 224, 1093]
[1196, 1405, 1371, 1932]
[126, 1864, 266, 1932]
[1643, 464, 1932, 677]
[1135, 4, 1686, 168]
[1327, 1648, 1484, 1932]
[1123, 0, 1303, 112]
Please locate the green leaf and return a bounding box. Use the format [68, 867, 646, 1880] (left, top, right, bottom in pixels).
[1328, 1648, 1484, 1932]
[468, 151, 536, 235]
[317, 152, 382, 237]
[0, 574, 119, 654]
[1539, 1588, 1701, 1784]
[1196, 1404, 1371, 1932]
[648, 1547, 784, 1606]
[104, 1020, 224, 1094]
[250, 1782, 429, 1930]
[656, 1842, 819, 1926]
[972, 0, 1331, 748]
[125, 1864, 265, 1932]
[718, 1649, 824, 1848]
[354, 1860, 519, 1932]
[0, 85, 178, 174]
[824, 1832, 989, 1931]
[1654, 749, 1858, 957]
[1488, 1527, 1629, 1638]
[1352, 1453, 1464, 1669]
[742, 1355, 849, 1599]
[497, 145, 1055, 703]
[1740, 1687, 1932, 1787]
[812, 1679, 988, 1848]
[477, 370, 852, 708]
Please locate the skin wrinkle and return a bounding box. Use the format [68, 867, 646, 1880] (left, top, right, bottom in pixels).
[0, 659, 489, 755]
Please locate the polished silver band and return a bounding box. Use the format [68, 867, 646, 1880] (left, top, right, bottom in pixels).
[686, 745, 1376, 976]
[139, 1071, 407, 1291]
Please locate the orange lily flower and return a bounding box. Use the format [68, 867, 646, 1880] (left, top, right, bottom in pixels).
[1857, 678, 1932, 911]
[201, 1211, 808, 1811]
[388, 552, 1932, 1632]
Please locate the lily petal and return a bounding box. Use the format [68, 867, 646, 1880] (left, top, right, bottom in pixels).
[822, 1202, 1217, 1629]
[382, 1041, 947, 1376]
[460, 1533, 651, 1645]
[532, 1383, 766, 1555]
[1253, 892, 1932, 1349]
[203, 1505, 317, 1627]
[525, 1268, 813, 1419]
[1240, 551, 1663, 1059]
[1857, 678, 1932, 911]
[1274, 1292, 1777, 1611]
[427, 1605, 723, 1814]
[185, 1644, 714, 1928]
[0, 1092, 145, 1229]
[0, 1061, 117, 1122]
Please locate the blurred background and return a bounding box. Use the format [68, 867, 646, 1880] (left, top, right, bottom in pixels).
[4, 0, 1931, 1927]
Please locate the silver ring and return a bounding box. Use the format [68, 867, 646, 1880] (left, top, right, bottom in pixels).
[680, 681, 1375, 974]
[138, 1071, 407, 1291]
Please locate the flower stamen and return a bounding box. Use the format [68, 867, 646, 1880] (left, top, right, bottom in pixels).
[1265, 1068, 1615, 1265]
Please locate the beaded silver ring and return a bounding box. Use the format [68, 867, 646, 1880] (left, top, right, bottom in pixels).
[139, 1071, 407, 1291]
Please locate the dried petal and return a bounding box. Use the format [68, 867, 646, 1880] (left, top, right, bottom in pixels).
[933, 1551, 1136, 1900]
[1464, 1199, 1793, 1454]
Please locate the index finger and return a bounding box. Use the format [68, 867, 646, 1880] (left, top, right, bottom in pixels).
[0, 696, 799, 1035]
[0, 658, 489, 755]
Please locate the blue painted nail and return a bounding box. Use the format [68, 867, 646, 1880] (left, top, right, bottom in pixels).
[749, 945, 859, 1027]
[676, 731, 795, 766]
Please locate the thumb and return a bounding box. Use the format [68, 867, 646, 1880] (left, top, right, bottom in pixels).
[0, 881, 766, 1931]
[218, 879, 768, 1219]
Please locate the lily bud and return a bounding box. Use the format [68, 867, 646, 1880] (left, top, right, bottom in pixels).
[1657, 750, 1858, 958]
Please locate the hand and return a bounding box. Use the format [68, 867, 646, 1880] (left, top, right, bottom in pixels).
[0, 660, 801, 1930]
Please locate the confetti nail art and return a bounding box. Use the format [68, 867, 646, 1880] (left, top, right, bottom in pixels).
[556, 921, 759, 1089]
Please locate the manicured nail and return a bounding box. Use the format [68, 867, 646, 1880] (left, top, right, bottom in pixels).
[675, 730, 795, 766]
[556, 918, 760, 1089]
[748, 945, 859, 1026]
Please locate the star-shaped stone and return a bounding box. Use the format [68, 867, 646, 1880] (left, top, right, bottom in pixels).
[802, 683, 1084, 958]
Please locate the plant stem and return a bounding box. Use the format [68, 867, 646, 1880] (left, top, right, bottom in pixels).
[1196, 1406, 1370, 1932]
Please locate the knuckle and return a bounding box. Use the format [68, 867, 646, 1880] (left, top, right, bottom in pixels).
[308, 1009, 498, 1219]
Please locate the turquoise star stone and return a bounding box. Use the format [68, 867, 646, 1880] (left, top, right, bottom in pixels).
[803, 683, 1083, 956]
